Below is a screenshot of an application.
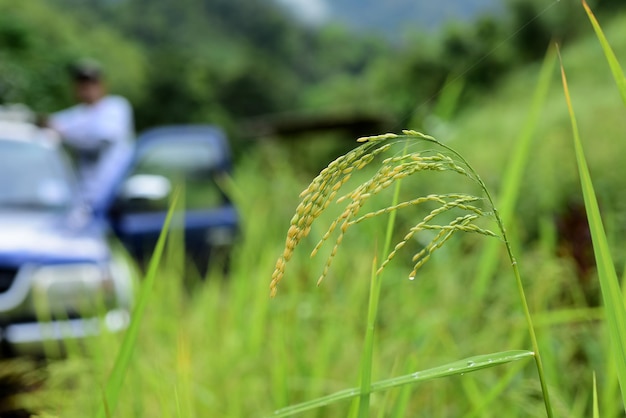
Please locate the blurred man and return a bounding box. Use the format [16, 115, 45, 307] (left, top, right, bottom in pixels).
[49, 59, 134, 209]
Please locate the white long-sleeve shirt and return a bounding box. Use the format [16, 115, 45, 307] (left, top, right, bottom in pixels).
[50, 95, 134, 208]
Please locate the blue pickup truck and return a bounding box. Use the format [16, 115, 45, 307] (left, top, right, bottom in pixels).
[0, 112, 238, 356]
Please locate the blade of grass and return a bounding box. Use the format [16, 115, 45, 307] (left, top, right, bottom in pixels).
[582, 0, 626, 106]
[176, 325, 195, 418]
[354, 254, 380, 418]
[97, 189, 180, 418]
[390, 357, 416, 418]
[593, 372, 600, 418]
[602, 342, 620, 418]
[582, 14, 626, 410]
[473, 43, 557, 299]
[355, 143, 407, 418]
[558, 45, 626, 408]
[270, 350, 535, 418]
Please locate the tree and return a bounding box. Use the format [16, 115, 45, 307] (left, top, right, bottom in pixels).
[0, 0, 146, 112]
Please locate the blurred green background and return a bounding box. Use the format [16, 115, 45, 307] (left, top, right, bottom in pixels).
[2, 0, 626, 416]
[0, 0, 620, 137]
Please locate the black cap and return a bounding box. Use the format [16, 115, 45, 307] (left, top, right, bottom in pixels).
[69, 58, 103, 82]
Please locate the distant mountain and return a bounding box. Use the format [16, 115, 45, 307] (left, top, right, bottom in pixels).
[276, 0, 505, 37]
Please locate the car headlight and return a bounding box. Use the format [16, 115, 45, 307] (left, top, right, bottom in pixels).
[30, 263, 116, 317]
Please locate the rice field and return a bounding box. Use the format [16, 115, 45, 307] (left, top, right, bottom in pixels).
[4, 3, 626, 418]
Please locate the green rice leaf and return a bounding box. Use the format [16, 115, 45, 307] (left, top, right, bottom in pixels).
[582, 0, 626, 106]
[98, 190, 180, 418]
[593, 372, 599, 418]
[270, 350, 534, 417]
[559, 47, 626, 409]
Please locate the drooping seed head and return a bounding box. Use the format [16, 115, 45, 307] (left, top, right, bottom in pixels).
[270, 131, 499, 297]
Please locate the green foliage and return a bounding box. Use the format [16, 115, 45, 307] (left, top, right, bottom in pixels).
[366, 0, 621, 128]
[0, 0, 146, 111]
[52, 0, 385, 133]
[561, 56, 626, 408]
[593, 372, 600, 418]
[3, 2, 626, 417]
[560, 3, 626, 409]
[3, 0, 619, 144]
[98, 191, 179, 417]
[582, 0, 626, 106]
[17, 116, 622, 416]
[271, 130, 554, 416]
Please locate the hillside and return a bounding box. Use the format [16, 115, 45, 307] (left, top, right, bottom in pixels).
[442, 10, 626, 244]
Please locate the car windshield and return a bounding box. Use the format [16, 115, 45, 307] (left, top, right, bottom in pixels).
[116, 138, 226, 213]
[0, 140, 75, 211]
[137, 138, 223, 172]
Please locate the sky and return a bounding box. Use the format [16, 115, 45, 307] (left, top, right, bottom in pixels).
[275, 0, 504, 35]
[275, 0, 330, 25]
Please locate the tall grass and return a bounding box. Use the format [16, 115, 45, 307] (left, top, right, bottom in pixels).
[99, 189, 179, 417]
[268, 5, 626, 415]
[560, 1, 626, 412]
[12, 4, 626, 417]
[270, 130, 553, 416]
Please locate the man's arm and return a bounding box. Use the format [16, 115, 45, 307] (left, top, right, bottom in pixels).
[50, 97, 132, 152]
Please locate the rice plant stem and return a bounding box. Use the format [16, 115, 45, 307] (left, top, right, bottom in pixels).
[415, 135, 554, 417]
[356, 257, 381, 418]
[356, 145, 406, 418]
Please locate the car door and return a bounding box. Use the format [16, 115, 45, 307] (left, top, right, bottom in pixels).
[102, 125, 238, 274]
